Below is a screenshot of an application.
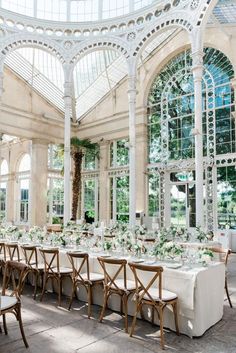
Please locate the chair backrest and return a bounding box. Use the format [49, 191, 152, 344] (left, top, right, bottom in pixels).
[210, 247, 231, 265]
[5, 243, 21, 261]
[21, 245, 38, 269]
[2, 260, 29, 298]
[67, 252, 89, 281]
[0, 241, 6, 261]
[129, 263, 163, 303]
[98, 257, 127, 291]
[39, 248, 60, 274]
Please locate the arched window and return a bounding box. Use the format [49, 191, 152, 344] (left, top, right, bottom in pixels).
[47, 145, 64, 224]
[0, 159, 9, 221]
[148, 47, 234, 163]
[147, 48, 235, 229]
[17, 154, 31, 223]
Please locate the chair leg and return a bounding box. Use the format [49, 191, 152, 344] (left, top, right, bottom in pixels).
[33, 272, 39, 300]
[99, 289, 108, 323]
[87, 285, 92, 319]
[68, 282, 76, 310]
[90, 286, 94, 305]
[123, 294, 128, 333]
[16, 304, 29, 348]
[130, 302, 140, 337]
[225, 279, 233, 308]
[40, 273, 48, 302]
[120, 296, 123, 315]
[151, 306, 155, 325]
[172, 302, 180, 335]
[158, 306, 165, 350]
[58, 277, 62, 307]
[3, 314, 8, 335]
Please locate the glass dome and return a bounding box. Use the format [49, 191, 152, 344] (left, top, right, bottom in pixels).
[1, 0, 156, 22]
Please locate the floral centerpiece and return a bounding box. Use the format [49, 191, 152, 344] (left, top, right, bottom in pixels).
[134, 225, 147, 237]
[5, 225, 24, 240]
[175, 227, 191, 242]
[132, 240, 147, 257]
[195, 227, 210, 243]
[198, 248, 214, 265]
[28, 226, 44, 242]
[103, 240, 112, 252]
[161, 241, 184, 260]
[113, 230, 133, 253]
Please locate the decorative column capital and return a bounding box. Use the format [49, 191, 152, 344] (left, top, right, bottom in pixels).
[98, 139, 110, 148]
[191, 50, 204, 81]
[31, 138, 50, 146]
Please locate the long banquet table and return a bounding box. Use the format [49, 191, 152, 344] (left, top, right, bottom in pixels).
[34, 247, 225, 338]
[1, 242, 225, 338]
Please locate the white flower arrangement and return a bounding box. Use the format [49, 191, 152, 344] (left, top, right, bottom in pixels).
[162, 241, 183, 259]
[198, 248, 214, 265]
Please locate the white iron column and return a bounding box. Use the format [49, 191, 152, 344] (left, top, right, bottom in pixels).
[63, 81, 72, 225]
[192, 50, 204, 228]
[30, 139, 48, 227]
[136, 124, 147, 216]
[99, 140, 109, 223]
[127, 60, 137, 227]
[6, 172, 16, 223]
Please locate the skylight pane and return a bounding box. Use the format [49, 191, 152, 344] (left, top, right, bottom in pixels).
[70, 0, 99, 22]
[102, 0, 129, 19]
[134, 0, 153, 11]
[37, 0, 67, 21]
[1, 0, 34, 16]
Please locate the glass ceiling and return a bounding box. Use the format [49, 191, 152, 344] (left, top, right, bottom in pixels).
[212, 0, 236, 24]
[0, 0, 155, 22]
[3, 0, 236, 120]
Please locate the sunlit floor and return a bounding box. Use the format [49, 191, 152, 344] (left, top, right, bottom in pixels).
[1, 255, 236, 353]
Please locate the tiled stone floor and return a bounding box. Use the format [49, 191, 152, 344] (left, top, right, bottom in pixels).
[1, 254, 236, 353]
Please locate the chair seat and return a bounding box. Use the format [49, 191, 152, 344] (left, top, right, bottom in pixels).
[110, 279, 136, 291]
[49, 267, 73, 274]
[0, 296, 18, 311]
[141, 287, 177, 302]
[29, 263, 45, 271]
[79, 272, 104, 282]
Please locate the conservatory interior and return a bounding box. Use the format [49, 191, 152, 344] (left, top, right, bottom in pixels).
[0, 0, 236, 352]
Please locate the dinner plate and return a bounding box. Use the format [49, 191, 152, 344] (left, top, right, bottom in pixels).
[165, 263, 182, 269]
[144, 260, 156, 265]
[131, 259, 144, 263]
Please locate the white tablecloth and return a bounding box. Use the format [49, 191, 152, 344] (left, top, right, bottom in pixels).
[53, 250, 225, 338]
[13, 245, 225, 338]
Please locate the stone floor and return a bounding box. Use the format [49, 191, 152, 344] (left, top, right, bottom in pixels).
[0, 255, 236, 353]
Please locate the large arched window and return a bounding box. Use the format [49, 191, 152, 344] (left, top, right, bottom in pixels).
[147, 48, 235, 229]
[0, 159, 9, 221]
[47, 144, 64, 224]
[17, 154, 31, 223]
[148, 47, 234, 163]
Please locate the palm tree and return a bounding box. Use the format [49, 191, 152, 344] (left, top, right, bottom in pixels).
[58, 137, 99, 221]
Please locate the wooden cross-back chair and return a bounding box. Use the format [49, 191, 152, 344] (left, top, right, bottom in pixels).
[5, 243, 21, 262]
[39, 248, 72, 306]
[21, 245, 44, 299]
[67, 252, 104, 318]
[98, 257, 136, 332]
[0, 260, 30, 348]
[0, 242, 6, 273]
[210, 247, 233, 308]
[129, 263, 179, 350]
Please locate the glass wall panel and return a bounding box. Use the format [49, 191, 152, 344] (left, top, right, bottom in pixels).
[217, 166, 236, 229]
